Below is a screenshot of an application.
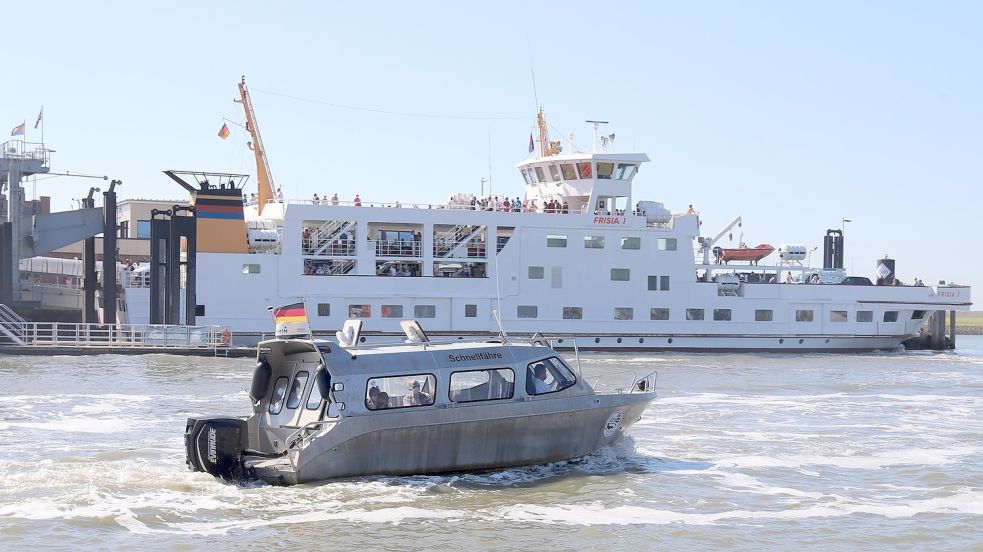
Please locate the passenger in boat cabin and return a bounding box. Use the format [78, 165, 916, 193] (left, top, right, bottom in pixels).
[530, 363, 551, 395]
[403, 380, 430, 406]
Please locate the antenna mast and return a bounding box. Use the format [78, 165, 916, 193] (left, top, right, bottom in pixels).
[236, 76, 275, 215]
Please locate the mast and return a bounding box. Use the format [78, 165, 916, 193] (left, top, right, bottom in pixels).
[236, 76, 275, 215]
[536, 108, 561, 158]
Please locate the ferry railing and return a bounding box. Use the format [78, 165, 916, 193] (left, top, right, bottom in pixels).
[13, 322, 232, 350]
[373, 239, 422, 257]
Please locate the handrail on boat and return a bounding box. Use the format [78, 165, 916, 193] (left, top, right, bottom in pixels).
[283, 419, 340, 452]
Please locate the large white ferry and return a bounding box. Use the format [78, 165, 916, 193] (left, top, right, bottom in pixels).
[122, 79, 971, 351]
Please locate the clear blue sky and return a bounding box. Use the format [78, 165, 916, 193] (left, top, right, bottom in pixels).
[5, 1, 981, 296]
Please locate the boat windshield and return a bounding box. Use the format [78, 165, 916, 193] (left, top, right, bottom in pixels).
[525, 357, 576, 396]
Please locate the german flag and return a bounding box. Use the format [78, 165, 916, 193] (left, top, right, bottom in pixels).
[273, 302, 307, 324]
[218, 122, 231, 139]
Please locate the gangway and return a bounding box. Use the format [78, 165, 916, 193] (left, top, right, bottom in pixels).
[0, 304, 27, 345]
[0, 322, 234, 354]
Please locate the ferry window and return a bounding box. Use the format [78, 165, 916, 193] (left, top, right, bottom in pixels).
[657, 238, 677, 251]
[576, 162, 592, 179]
[528, 266, 545, 279]
[884, 311, 899, 322]
[796, 309, 815, 322]
[242, 264, 261, 274]
[857, 310, 874, 322]
[686, 308, 705, 321]
[195, 305, 206, 316]
[648, 276, 658, 291]
[381, 305, 403, 318]
[268, 376, 289, 415]
[755, 309, 774, 321]
[317, 303, 330, 317]
[621, 237, 641, 249]
[548, 164, 560, 181]
[911, 310, 926, 320]
[365, 374, 437, 411]
[660, 276, 670, 290]
[465, 304, 477, 318]
[348, 304, 371, 318]
[610, 268, 630, 281]
[560, 164, 577, 180]
[830, 310, 848, 323]
[136, 219, 151, 239]
[521, 170, 533, 185]
[414, 305, 436, 318]
[517, 305, 538, 318]
[547, 234, 567, 248]
[597, 162, 614, 179]
[616, 164, 638, 180]
[713, 309, 732, 321]
[563, 306, 583, 319]
[534, 166, 546, 182]
[614, 307, 634, 320]
[584, 235, 605, 249]
[526, 357, 576, 396]
[551, 266, 562, 289]
[650, 308, 669, 320]
[449, 368, 515, 403]
[286, 371, 309, 409]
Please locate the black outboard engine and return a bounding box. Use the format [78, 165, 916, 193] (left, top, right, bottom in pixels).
[185, 416, 248, 481]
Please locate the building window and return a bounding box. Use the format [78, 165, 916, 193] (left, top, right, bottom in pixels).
[562, 307, 582, 319]
[686, 308, 704, 321]
[136, 220, 151, 239]
[546, 234, 567, 248]
[465, 304, 477, 318]
[883, 311, 899, 322]
[755, 309, 773, 321]
[796, 309, 814, 322]
[650, 308, 669, 320]
[584, 235, 605, 249]
[317, 303, 330, 317]
[381, 305, 403, 318]
[713, 309, 732, 321]
[365, 374, 437, 410]
[660, 275, 670, 291]
[242, 264, 261, 274]
[118, 220, 130, 239]
[449, 368, 515, 403]
[857, 310, 873, 322]
[621, 236, 640, 249]
[911, 310, 926, 320]
[830, 310, 848, 323]
[614, 307, 633, 320]
[610, 268, 630, 281]
[657, 238, 677, 251]
[517, 305, 538, 318]
[528, 266, 544, 279]
[348, 304, 371, 318]
[414, 305, 436, 318]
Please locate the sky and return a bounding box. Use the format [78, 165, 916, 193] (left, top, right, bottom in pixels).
[4, 1, 981, 296]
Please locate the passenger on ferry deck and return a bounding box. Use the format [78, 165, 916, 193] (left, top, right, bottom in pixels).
[686, 204, 696, 215]
[331, 193, 339, 205]
[785, 272, 793, 284]
[275, 187, 283, 202]
[313, 193, 320, 203]
[388, 264, 397, 277]
[354, 194, 362, 207]
[513, 198, 521, 211]
[562, 201, 569, 214]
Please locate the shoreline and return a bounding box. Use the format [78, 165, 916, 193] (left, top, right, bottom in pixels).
[956, 325, 983, 336]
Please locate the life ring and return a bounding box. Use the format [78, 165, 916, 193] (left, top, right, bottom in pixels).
[220, 329, 232, 347]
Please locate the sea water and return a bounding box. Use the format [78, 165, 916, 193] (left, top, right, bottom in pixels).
[1, 337, 981, 550]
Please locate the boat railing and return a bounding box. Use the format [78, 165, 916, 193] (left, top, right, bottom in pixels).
[372, 239, 422, 257]
[5, 322, 232, 351]
[282, 198, 594, 215]
[588, 369, 658, 395]
[283, 419, 341, 451]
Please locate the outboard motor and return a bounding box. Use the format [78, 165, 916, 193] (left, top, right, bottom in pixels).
[184, 416, 248, 481]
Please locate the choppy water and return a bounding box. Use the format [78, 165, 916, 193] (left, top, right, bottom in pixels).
[2, 337, 982, 550]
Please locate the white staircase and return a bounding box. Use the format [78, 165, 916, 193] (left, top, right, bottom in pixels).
[0, 304, 27, 345]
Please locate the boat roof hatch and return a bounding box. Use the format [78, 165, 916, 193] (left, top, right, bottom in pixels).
[400, 320, 430, 343]
[335, 319, 363, 347]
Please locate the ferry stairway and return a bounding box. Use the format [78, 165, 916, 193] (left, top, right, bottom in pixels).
[0, 304, 28, 345]
[309, 220, 357, 256]
[434, 224, 485, 258]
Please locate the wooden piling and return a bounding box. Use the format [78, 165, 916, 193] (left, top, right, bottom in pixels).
[949, 310, 956, 349]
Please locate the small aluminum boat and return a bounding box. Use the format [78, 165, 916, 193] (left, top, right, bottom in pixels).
[185, 320, 656, 485]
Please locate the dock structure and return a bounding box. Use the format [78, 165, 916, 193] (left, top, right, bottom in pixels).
[904, 310, 957, 351]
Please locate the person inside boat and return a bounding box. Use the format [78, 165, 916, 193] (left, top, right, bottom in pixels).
[374, 391, 390, 409]
[529, 363, 552, 395]
[687, 204, 696, 215]
[366, 385, 380, 408]
[403, 380, 430, 406]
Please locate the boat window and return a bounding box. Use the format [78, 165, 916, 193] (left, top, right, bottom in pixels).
[621, 237, 641, 249]
[883, 311, 899, 322]
[449, 368, 515, 403]
[615, 164, 637, 180]
[548, 164, 560, 181]
[534, 166, 546, 182]
[576, 162, 592, 179]
[242, 264, 261, 274]
[306, 371, 325, 410]
[796, 309, 815, 322]
[911, 310, 926, 320]
[365, 374, 437, 411]
[381, 305, 403, 318]
[614, 307, 633, 320]
[560, 164, 577, 180]
[686, 308, 704, 321]
[660, 276, 670, 291]
[584, 235, 605, 249]
[528, 266, 544, 279]
[517, 305, 538, 318]
[755, 309, 774, 321]
[597, 162, 614, 179]
[563, 306, 583, 319]
[657, 238, 677, 251]
[650, 308, 669, 320]
[286, 371, 309, 409]
[317, 303, 330, 316]
[521, 169, 533, 185]
[547, 234, 567, 247]
[610, 268, 630, 281]
[414, 305, 436, 318]
[526, 357, 576, 396]
[465, 304, 477, 317]
[268, 376, 289, 414]
[857, 310, 873, 322]
[713, 309, 732, 321]
[830, 310, 848, 323]
[348, 304, 371, 318]
[648, 276, 658, 291]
